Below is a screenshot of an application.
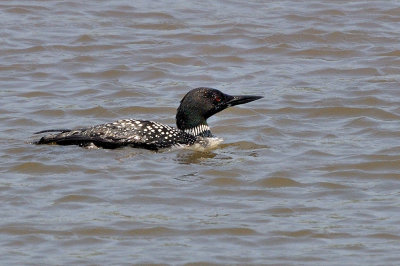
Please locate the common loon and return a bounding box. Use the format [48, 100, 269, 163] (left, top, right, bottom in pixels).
[34, 87, 262, 150]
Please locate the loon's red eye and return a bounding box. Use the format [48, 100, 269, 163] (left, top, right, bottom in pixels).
[215, 96, 221, 102]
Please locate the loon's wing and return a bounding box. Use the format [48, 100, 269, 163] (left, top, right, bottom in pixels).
[35, 119, 196, 150]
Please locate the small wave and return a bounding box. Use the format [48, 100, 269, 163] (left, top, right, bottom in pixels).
[174, 137, 224, 152]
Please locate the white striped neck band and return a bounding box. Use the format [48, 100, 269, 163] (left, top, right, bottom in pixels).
[184, 124, 212, 137]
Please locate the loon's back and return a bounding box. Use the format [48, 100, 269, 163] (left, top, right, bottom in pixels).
[36, 119, 197, 150]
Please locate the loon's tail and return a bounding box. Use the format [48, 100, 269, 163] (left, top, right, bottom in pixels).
[33, 128, 126, 148]
[33, 129, 73, 145]
[34, 129, 72, 134]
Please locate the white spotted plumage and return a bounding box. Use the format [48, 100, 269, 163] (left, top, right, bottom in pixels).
[38, 119, 202, 150]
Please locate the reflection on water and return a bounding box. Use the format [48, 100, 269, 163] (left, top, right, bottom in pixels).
[174, 150, 219, 165]
[1, 0, 400, 265]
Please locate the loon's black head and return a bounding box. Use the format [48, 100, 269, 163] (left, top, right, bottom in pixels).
[176, 87, 263, 135]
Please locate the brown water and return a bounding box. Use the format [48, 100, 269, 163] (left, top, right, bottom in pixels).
[1, 1, 400, 265]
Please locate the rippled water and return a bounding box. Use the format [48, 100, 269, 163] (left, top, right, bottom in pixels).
[1, 0, 400, 265]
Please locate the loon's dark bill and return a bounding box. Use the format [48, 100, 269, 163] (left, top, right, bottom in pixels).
[226, 95, 263, 107]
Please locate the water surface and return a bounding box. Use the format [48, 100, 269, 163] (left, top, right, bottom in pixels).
[1, 0, 400, 265]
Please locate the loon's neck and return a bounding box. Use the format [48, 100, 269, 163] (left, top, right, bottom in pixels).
[183, 124, 212, 137]
[176, 105, 212, 137]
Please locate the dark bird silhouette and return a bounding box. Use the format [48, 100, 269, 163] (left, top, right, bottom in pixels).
[34, 87, 262, 150]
